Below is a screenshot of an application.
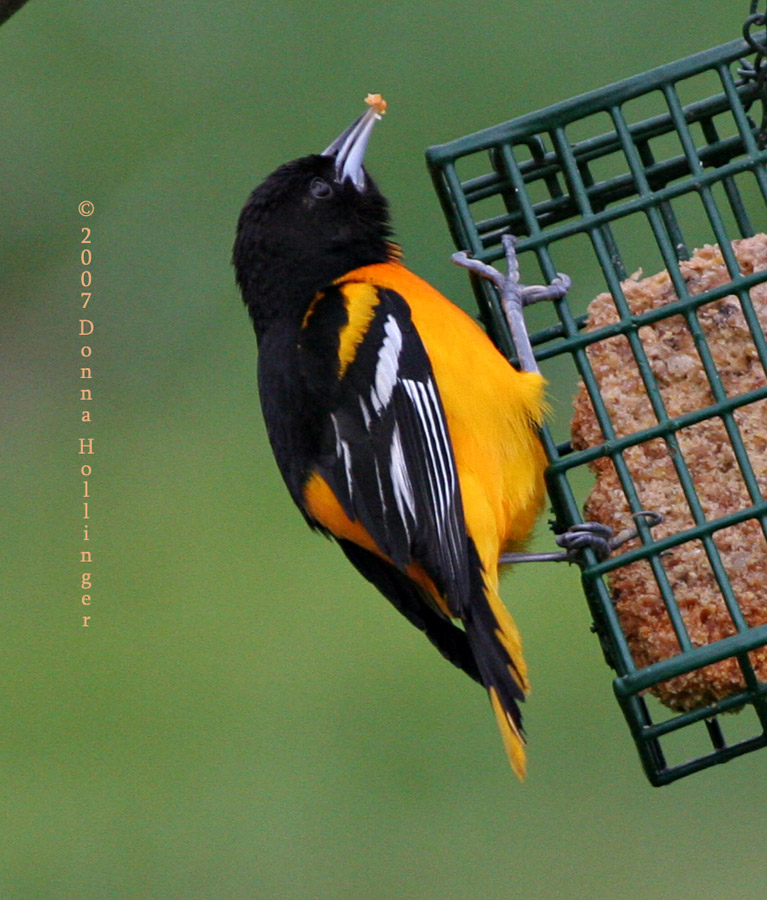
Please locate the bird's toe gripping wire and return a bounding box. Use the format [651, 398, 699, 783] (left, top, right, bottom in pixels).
[452, 236, 662, 566]
[500, 511, 664, 565]
[452, 233, 571, 375]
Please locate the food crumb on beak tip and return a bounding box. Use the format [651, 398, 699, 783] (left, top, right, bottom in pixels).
[365, 93, 387, 116]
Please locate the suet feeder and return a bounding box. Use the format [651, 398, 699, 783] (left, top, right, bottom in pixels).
[426, 9, 767, 785]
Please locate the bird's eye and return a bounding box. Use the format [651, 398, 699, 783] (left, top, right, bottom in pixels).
[309, 177, 333, 200]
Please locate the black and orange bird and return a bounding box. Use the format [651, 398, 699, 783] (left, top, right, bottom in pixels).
[233, 94, 580, 778]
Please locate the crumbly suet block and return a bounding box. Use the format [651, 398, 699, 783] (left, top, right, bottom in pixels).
[571, 235, 767, 711]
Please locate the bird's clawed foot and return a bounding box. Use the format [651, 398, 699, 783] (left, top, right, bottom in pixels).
[500, 511, 663, 565]
[452, 234, 571, 374]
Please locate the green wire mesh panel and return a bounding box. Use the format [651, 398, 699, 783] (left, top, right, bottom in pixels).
[426, 36, 767, 785]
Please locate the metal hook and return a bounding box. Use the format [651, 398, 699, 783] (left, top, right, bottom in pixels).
[742, 1, 767, 147]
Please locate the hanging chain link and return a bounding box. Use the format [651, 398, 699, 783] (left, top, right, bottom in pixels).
[742, 0, 767, 147]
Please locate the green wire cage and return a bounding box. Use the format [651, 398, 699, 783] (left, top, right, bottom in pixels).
[426, 19, 767, 785]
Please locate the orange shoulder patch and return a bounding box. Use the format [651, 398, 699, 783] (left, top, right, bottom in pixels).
[334, 281, 380, 379]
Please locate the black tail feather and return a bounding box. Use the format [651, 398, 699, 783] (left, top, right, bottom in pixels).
[461, 544, 529, 779]
[337, 539, 483, 685]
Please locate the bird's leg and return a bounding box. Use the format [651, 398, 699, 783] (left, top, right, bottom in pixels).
[500, 511, 664, 565]
[452, 233, 571, 375]
[453, 237, 660, 566]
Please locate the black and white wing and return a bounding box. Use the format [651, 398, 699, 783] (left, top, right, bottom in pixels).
[307, 284, 471, 612]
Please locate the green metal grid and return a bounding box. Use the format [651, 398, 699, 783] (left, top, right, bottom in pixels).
[426, 36, 767, 785]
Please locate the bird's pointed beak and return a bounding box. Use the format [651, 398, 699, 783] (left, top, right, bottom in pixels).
[321, 94, 387, 191]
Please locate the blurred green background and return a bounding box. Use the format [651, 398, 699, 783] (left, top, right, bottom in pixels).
[2, 1, 766, 898]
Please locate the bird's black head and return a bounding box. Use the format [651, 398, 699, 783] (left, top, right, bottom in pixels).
[233, 98, 393, 331]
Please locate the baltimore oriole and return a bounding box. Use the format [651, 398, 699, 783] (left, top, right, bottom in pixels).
[233, 95, 578, 778]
